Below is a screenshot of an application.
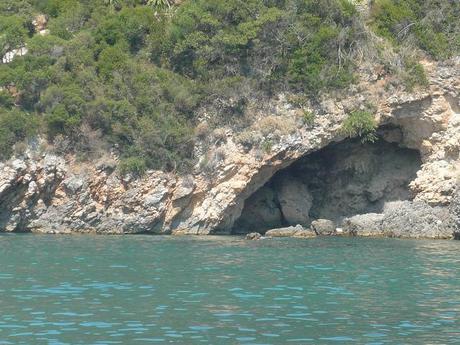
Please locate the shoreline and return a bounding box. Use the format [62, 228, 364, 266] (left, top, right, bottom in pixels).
[1, 231, 458, 241]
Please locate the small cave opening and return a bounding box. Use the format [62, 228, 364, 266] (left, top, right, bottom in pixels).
[232, 130, 422, 234]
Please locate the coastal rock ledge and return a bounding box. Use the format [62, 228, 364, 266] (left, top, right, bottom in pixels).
[1, 59, 459, 239]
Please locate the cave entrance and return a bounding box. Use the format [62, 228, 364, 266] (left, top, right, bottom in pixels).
[232, 133, 422, 234]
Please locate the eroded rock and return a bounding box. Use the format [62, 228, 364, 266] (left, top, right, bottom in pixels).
[342, 213, 385, 237]
[275, 175, 313, 226]
[265, 224, 314, 238]
[381, 201, 455, 239]
[311, 219, 336, 236]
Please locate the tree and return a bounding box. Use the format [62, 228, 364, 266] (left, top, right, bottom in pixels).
[0, 16, 27, 57]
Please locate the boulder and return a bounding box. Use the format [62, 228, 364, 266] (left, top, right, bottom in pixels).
[342, 213, 384, 236]
[381, 201, 455, 239]
[265, 224, 306, 237]
[275, 175, 313, 225]
[245, 232, 262, 240]
[311, 219, 336, 235]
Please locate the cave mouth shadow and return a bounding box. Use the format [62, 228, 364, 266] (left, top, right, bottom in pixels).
[232, 134, 422, 235]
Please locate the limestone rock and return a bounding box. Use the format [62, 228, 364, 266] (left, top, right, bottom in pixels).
[342, 213, 385, 237]
[32, 14, 47, 32]
[275, 175, 312, 225]
[381, 201, 455, 239]
[311, 219, 336, 236]
[265, 224, 307, 237]
[449, 187, 460, 232]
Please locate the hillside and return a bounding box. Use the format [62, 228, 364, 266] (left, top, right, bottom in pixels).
[1, 0, 459, 174]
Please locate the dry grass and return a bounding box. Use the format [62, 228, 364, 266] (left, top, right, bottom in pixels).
[255, 115, 297, 137]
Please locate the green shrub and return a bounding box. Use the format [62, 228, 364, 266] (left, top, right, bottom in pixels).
[370, 0, 459, 59]
[97, 45, 129, 80]
[261, 139, 273, 153]
[0, 15, 28, 56]
[235, 130, 261, 150]
[302, 110, 315, 127]
[118, 156, 147, 176]
[341, 110, 377, 143]
[0, 90, 14, 108]
[0, 109, 37, 160]
[403, 59, 428, 90]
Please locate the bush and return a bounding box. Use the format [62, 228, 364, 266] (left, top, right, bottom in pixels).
[0, 15, 28, 56]
[341, 110, 377, 143]
[0, 90, 14, 108]
[302, 110, 316, 127]
[97, 45, 129, 79]
[194, 122, 209, 139]
[118, 156, 147, 176]
[261, 139, 273, 153]
[0, 109, 37, 160]
[370, 0, 459, 59]
[402, 59, 428, 90]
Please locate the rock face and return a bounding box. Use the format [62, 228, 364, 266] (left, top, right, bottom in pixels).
[0, 59, 459, 238]
[449, 188, 460, 233]
[276, 175, 313, 226]
[286, 139, 422, 221]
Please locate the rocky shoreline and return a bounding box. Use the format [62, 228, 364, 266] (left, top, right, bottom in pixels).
[1, 59, 459, 239]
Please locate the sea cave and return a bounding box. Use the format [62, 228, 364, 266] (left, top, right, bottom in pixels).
[232, 128, 422, 234]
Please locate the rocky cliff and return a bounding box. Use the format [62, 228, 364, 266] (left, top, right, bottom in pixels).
[1, 58, 459, 238]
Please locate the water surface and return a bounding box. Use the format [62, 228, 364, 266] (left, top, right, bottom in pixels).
[0, 235, 459, 344]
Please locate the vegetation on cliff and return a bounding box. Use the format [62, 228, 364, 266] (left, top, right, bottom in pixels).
[0, 0, 458, 173]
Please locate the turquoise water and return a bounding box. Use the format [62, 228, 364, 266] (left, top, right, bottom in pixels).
[0, 235, 459, 344]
